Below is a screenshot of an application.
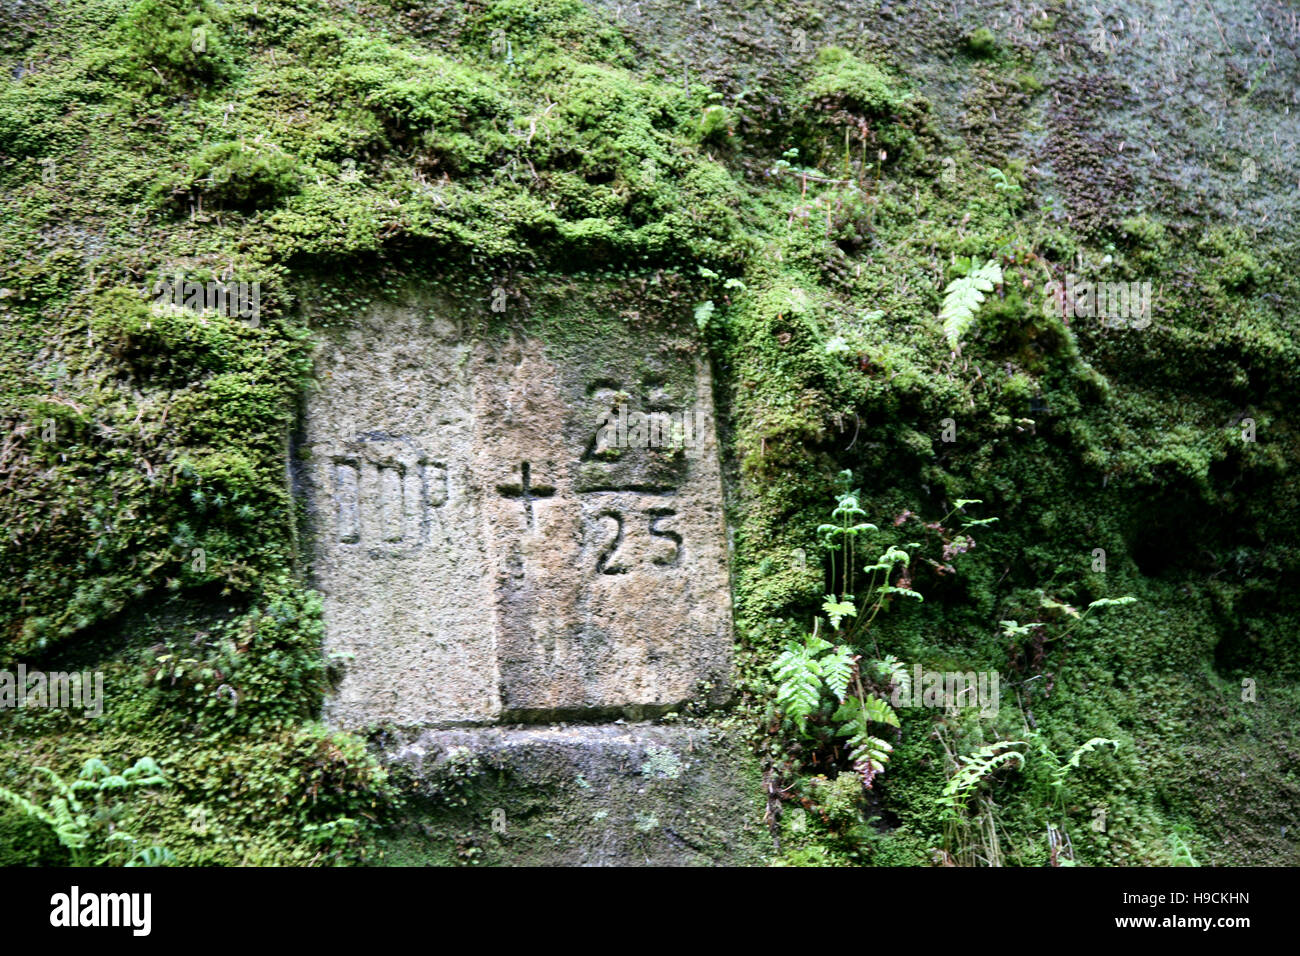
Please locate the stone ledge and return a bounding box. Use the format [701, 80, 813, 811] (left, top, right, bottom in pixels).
[375, 723, 770, 866]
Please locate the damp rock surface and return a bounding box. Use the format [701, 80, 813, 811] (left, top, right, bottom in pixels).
[377, 723, 768, 867]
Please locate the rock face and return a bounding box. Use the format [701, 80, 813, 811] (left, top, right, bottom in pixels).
[299, 300, 733, 728]
[380, 724, 768, 867]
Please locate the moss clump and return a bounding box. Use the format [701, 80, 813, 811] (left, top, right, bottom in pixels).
[962, 27, 1001, 59]
[183, 140, 302, 210]
[118, 0, 236, 92]
[0, 807, 71, 866]
[805, 47, 905, 117]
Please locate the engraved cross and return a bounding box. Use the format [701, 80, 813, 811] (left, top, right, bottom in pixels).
[495, 461, 555, 529]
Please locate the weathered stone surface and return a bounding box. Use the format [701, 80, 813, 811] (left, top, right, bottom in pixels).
[377, 724, 770, 866]
[298, 300, 733, 727]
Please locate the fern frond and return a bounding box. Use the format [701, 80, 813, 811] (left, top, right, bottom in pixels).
[1085, 596, 1137, 610]
[874, 655, 910, 699]
[34, 766, 84, 814]
[1066, 737, 1120, 771]
[79, 758, 112, 781]
[771, 640, 826, 732]
[847, 734, 893, 780]
[126, 846, 177, 868]
[939, 259, 1002, 347]
[865, 545, 911, 573]
[821, 595, 857, 629]
[875, 585, 924, 602]
[821, 646, 855, 700]
[939, 741, 1026, 810]
[834, 693, 901, 736]
[0, 786, 58, 829]
[860, 694, 901, 728]
[1000, 619, 1045, 638]
[777, 677, 822, 730]
[1038, 593, 1081, 618]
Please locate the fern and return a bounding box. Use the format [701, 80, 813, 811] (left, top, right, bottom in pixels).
[988, 166, 1021, 195]
[772, 635, 859, 731]
[821, 594, 857, 629]
[874, 585, 924, 602]
[126, 846, 178, 867]
[939, 258, 1002, 347]
[873, 654, 910, 699]
[847, 733, 894, 784]
[772, 635, 831, 732]
[834, 695, 899, 785]
[820, 646, 855, 700]
[864, 544, 911, 573]
[1086, 596, 1138, 610]
[1165, 826, 1200, 867]
[999, 619, 1045, 639]
[1060, 737, 1119, 780]
[838, 692, 900, 730]
[939, 740, 1026, 812]
[768, 477, 992, 796]
[0, 757, 170, 866]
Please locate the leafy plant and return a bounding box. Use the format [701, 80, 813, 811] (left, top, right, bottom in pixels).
[770, 473, 997, 798]
[771, 629, 899, 787]
[988, 166, 1022, 197]
[0, 757, 171, 866]
[938, 730, 1122, 866]
[1003, 594, 1137, 648]
[694, 299, 716, 331]
[938, 740, 1027, 812]
[1165, 824, 1200, 867]
[938, 257, 1002, 348]
[770, 472, 927, 789]
[772, 631, 854, 733]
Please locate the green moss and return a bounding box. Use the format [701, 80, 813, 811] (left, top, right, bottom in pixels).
[0, 807, 71, 866]
[805, 47, 905, 117]
[184, 140, 302, 210]
[119, 0, 236, 93]
[962, 27, 1001, 60]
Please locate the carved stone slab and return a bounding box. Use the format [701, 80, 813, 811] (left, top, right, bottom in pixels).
[299, 302, 733, 727]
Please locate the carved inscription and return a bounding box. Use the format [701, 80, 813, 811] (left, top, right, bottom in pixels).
[332, 454, 448, 552]
[307, 316, 732, 728]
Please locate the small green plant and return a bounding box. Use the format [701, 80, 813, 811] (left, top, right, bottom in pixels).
[937, 730, 1121, 866]
[988, 166, 1021, 195]
[1002, 594, 1137, 647]
[771, 474, 996, 795]
[963, 27, 1000, 59]
[1165, 823, 1201, 866]
[697, 103, 732, 144]
[1046, 736, 1120, 801]
[772, 629, 899, 787]
[938, 257, 1002, 348]
[939, 739, 1027, 813]
[0, 757, 171, 866]
[185, 140, 301, 210]
[987, 166, 1023, 218]
[770, 472, 933, 788]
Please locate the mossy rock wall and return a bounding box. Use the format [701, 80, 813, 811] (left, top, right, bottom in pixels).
[0, 0, 1296, 866]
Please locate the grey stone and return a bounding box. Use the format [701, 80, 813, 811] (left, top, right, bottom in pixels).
[378, 723, 769, 866]
[298, 299, 734, 728]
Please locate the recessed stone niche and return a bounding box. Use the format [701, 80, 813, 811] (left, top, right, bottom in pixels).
[297, 298, 734, 729]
